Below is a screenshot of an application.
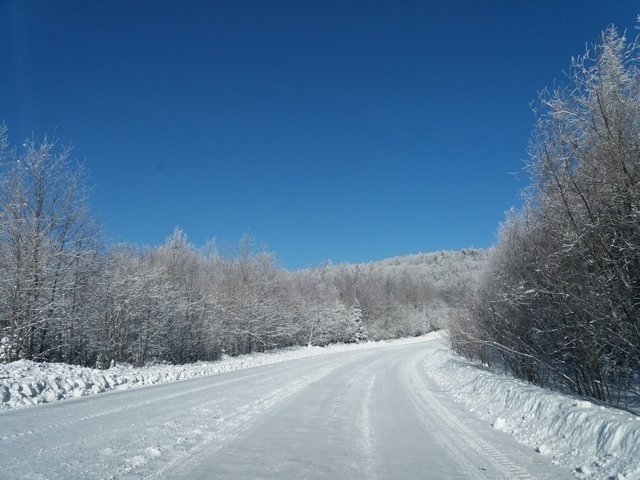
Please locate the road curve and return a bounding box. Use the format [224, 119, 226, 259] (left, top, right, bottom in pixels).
[0, 338, 573, 479]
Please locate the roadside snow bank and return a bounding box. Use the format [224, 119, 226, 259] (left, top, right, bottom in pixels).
[424, 342, 640, 480]
[0, 334, 433, 411]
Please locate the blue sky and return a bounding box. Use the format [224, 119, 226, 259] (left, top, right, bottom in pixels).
[1, 1, 638, 270]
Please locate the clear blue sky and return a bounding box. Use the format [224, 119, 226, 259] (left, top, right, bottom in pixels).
[1, 1, 637, 270]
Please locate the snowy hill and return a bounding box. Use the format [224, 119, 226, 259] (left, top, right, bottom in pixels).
[311, 248, 489, 333]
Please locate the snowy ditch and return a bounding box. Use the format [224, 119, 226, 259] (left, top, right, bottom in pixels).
[424, 337, 640, 480]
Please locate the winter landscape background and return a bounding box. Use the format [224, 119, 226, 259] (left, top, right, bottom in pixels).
[1, 2, 640, 479]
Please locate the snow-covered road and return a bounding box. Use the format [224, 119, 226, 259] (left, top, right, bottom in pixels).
[0, 338, 573, 479]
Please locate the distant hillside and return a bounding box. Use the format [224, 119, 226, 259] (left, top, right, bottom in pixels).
[303, 248, 490, 336]
[370, 248, 489, 290]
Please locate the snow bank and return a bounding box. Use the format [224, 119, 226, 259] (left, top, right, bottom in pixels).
[0, 335, 431, 411]
[424, 341, 640, 480]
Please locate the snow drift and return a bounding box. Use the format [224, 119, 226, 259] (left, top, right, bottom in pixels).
[424, 340, 640, 480]
[0, 335, 430, 411]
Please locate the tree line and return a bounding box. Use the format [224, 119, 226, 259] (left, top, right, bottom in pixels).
[450, 25, 640, 408]
[0, 128, 476, 367]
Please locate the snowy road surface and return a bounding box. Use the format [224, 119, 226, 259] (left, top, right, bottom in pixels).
[0, 338, 573, 479]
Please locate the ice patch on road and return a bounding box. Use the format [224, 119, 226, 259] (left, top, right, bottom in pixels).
[0, 334, 434, 411]
[423, 340, 640, 480]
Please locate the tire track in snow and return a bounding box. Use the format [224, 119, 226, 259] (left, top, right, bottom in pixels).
[0, 339, 573, 480]
[1, 370, 266, 441]
[404, 354, 545, 480]
[113, 364, 340, 480]
[0, 371, 267, 471]
[358, 371, 378, 480]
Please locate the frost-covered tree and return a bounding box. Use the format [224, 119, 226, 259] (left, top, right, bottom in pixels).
[154, 228, 211, 363]
[0, 130, 99, 362]
[0, 123, 480, 367]
[454, 24, 640, 406]
[348, 300, 367, 343]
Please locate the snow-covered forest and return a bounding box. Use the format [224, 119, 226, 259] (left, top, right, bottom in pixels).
[0, 133, 484, 368]
[450, 26, 640, 410]
[1, 23, 639, 418]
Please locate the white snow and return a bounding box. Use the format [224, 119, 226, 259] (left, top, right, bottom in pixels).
[0, 335, 429, 411]
[2, 332, 639, 479]
[1, 336, 574, 479]
[424, 336, 640, 480]
[491, 417, 508, 430]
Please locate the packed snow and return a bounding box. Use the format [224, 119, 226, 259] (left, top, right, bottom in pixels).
[2, 332, 639, 479]
[0, 335, 571, 480]
[424, 335, 640, 480]
[0, 335, 429, 411]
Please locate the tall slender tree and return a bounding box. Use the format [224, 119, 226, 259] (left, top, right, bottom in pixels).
[0, 130, 99, 362]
